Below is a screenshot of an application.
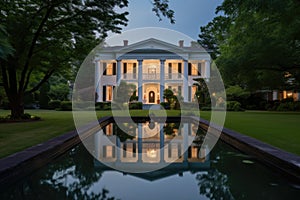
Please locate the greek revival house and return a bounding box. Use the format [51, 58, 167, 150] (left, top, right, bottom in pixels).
[95, 38, 211, 104]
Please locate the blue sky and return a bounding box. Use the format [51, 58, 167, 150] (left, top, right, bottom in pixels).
[122, 0, 224, 40]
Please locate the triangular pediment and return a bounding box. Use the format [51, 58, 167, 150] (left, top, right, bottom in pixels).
[118, 38, 185, 52]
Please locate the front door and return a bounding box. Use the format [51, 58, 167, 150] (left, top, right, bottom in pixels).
[149, 91, 155, 103]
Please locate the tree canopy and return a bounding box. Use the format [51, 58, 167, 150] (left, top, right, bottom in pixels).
[0, 0, 175, 118]
[199, 0, 300, 91]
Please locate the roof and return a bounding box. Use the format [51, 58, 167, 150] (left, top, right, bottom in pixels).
[97, 38, 208, 54]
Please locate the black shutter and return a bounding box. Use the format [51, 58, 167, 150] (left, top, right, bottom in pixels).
[178, 63, 182, 78]
[103, 146, 107, 157]
[112, 146, 116, 158]
[123, 63, 127, 73]
[103, 86, 106, 101]
[133, 63, 137, 79]
[168, 63, 172, 79]
[112, 86, 115, 101]
[103, 63, 107, 75]
[168, 63, 172, 73]
[112, 63, 116, 75]
[198, 63, 201, 76]
[178, 63, 182, 73]
[188, 63, 192, 75]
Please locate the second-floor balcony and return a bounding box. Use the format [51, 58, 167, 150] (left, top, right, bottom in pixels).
[121, 73, 196, 80]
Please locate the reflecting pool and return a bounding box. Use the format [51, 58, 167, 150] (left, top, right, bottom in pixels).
[0, 122, 299, 199]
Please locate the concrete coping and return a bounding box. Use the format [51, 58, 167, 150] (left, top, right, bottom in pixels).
[191, 116, 300, 182]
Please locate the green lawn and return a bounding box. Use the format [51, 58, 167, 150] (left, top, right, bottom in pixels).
[0, 109, 300, 158]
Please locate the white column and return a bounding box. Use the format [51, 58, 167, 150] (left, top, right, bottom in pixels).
[138, 59, 143, 102]
[95, 60, 102, 102]
[116, 59, 121, 85]
[138, 123, 143, 163]
[205, 60, 211, 79]
[116, 137, 121, 162]
[160, 123, 165, 163]
[183, 60, 188, 102]
[160, 59, 165, 103]
[183, 123, 189, 162]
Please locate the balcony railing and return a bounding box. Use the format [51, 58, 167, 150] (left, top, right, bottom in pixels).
[121, 73, 184, 80]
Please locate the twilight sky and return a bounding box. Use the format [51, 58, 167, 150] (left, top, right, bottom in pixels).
[121, 0, 224, 40]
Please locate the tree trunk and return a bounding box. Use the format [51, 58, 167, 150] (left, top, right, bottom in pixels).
[9, 94, 24, 119]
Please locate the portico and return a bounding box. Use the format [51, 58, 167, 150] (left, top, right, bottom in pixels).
[95, 38, 211, 104]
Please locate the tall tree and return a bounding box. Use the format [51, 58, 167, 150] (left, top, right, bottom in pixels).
[0, 0, 129, 118]
[0, 0, 175, 119]
[199, 0, 300, 91]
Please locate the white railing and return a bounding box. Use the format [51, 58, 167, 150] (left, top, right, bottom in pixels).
[165, 73, 183, 80]
[120, 73, 184, 80]
[122, 73, 137, 80]
[107, 73, 202, 82]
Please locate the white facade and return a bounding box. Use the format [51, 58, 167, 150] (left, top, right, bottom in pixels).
[95, 38, 211, 103]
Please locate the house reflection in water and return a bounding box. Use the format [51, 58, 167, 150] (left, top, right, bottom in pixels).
[94, 121, 210, 173]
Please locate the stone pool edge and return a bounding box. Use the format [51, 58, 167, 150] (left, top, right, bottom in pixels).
[191, 116, 300, 182]
[0, 116, 112, 187]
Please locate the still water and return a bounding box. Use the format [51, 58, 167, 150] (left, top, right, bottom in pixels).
[0, 122, 299, 200]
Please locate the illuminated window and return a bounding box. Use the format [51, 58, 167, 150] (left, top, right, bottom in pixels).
[106, 86, 113, 101]
[191, 86, 197, 101]
[106, 64, 113, 75]
[104, 146, 114, 158]
[191, 64, 199, 75]
[191, 147, 198, 158]
[106, 123, 113, 135]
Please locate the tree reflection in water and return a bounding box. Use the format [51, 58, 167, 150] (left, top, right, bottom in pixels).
[1, 145, 118, 200]
[196, 169, 234, 200]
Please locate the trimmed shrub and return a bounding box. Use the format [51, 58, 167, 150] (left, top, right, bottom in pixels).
[73, 101, 95, 110]
[201, 107, 211, 111]
[294, 102, 300, 111]
[60, 101, 72, 111]
[95, 102, 112, 110]
[281, 97, 294, 103]
[181, 102, 200, 110]
[129, 102, 143, 109]
[1, 101, 10, 110]
[160, 102, 170, 110]
[227, 101, 243, 111]
[48, 100, 61, 110]
[276, 101, 300, 111]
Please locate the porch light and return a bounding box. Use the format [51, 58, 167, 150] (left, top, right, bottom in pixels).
[147, 149, 157, 158]
[287, 92, 293, 97]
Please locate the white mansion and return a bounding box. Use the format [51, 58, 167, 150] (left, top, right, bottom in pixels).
[94, 38, 211, 104]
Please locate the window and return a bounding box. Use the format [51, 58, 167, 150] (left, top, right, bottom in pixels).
[104, 146, 114, 158]
[106, 64, 113, 75]
[106, 86, 113, 101]
[106, 123, 113, 135]
[191, 147, 198, 158]
[191, 86, 197, 101]
[104, 63, 116, 75]
[191, 64, 198, 75]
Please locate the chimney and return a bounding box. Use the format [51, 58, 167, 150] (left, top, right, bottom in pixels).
[179, 40, 184, 47]
[123, 40, 128, 46]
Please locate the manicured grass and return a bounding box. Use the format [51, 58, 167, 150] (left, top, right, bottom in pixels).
[0, 109, 300, 158]
[0, 110, 75, 158]
[222, 111, 300, 155]
[0, 109, 180, 158]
